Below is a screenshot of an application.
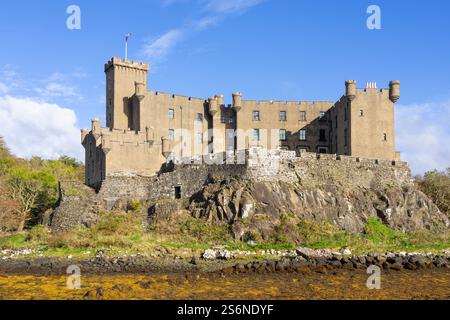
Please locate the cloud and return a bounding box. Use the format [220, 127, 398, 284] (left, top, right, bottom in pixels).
[143, 0, 264, 63]
[34, 82, 80, 99]
[140, 29, 185, 62]
[0, 95, 82, 160]
[396, 100, 450, 175]
[202, 0, 264, 14]
[0, 82, 9, 94]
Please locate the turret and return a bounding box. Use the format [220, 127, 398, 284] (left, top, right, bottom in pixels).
[101, 134, 111, 155]
[91, 118, 101, 140]
[232, 92, 242, 112]
[345, 80, 356, 101]
[81, 128, 89, 145]
[162, 137, 171, 159]
[135, 82, 146, 101]
[208, 97, 218, 117]
[215, 94, 224, 107]
[389, 80, 400, 103]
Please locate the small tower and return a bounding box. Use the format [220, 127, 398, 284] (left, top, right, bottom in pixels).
[135, 82, 146, 101]
[208, 96, 218, 117]
[389, 81, 400, 103]
[345, 80, 356, 101]
[232, 92, 242, 112]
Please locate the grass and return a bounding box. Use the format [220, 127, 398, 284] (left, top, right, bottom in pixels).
[0, 212, 448, 258]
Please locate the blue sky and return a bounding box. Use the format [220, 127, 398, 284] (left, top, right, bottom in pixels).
[0, 0, 449, 174]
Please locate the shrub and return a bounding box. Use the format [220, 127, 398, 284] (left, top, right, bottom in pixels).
[417, 169, 450, 214]
[128, 199, 142, 212]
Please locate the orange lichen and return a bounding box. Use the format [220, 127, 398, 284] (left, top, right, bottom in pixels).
[0, 270, 448, 300]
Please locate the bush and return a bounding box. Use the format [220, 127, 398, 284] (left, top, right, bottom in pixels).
[128, 199, 142, 212]
[363, 217, 408, 245]
[417, 169, 450, 214]
[180, 218, 231, 243]
[0, 140, 84, 231]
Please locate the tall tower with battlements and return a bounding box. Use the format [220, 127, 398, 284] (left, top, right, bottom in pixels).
[105, 58, 149, 130]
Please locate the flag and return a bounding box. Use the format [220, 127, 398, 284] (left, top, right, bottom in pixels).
[125, 32, 132, 42]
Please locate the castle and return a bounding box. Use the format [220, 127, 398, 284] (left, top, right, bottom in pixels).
[81, 57, 401, 188]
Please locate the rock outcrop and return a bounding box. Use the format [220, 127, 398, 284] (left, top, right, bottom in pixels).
[50, 150, 449, 236]
[187, 155, 449, 235]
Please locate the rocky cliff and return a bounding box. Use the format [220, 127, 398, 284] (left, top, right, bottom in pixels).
[187, 154, 448, 237]
[51, 150, 450, 236]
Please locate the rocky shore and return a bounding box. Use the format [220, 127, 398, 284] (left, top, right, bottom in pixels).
[0, 247, 448, 275]
[222, 248, 450, 274]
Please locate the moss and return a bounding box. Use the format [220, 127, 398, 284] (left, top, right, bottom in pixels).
[0, 233, 28, 249]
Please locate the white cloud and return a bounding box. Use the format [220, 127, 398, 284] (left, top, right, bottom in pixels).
[202, 0, 264, 14]
[0, 95, 82, 161]
[34, 82, 80, 99]
[141, 29, 185, 62]
[0, 82, 9, 94]
[396, 100, 450, 175]
[142, 0, 264, 63]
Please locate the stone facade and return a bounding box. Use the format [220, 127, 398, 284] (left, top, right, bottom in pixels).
[82, 57, 401, 187]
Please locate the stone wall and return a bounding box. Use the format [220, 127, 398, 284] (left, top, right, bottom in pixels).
[97, 163, 248, 210]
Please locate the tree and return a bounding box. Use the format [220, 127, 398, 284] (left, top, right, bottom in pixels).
[6, 166, 57, 231]
[0, 178, 23, 232]
[417, 168, 450, 215]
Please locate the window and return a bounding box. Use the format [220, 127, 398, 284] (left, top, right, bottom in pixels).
[228, 117, 234, 124]
[359, 109, 364, 117]
[300, 111, 307, 121]
[319, 129, 326, 142]
[168, 108, 175, 120]
[279, 111, 287, 121]
[318, 147, 328, 154]
[299, 129, 307, 141]
[253, 128, 260, 141]
[196, 113, 203, 122]
[252, 111, 260, 121]
[279, 129, 287, 141]
[174, 186, 182, 199]
[319, 112, 326, 121]
[383, 133, 387, 141]
[220, 115, 226, 124]
[344, 128, 348, 146]
[196, 132, 203, 144]
[168, 129, 175, 141]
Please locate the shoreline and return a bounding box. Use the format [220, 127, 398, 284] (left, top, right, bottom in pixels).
[0, 249, 448, 276]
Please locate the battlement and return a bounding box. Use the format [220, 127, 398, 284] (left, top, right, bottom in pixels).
[153, 91, 207, 104]
[104, 57, 150, 72]
[240, 99, 334, 107]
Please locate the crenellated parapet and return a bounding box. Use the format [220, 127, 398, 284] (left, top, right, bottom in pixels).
[104, 57, 149, 72]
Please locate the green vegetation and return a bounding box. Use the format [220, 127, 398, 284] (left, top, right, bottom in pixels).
[0, 136, 83, 232]
[0, 211, 448, 258]
[416, 168, 450, 215]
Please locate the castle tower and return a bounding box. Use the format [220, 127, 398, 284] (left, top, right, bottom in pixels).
[104, 57, 149, 130]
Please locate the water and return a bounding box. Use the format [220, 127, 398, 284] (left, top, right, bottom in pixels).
[0, 270, 448, 300]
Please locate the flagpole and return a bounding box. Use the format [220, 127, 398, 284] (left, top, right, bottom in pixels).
[125, 33, 132, 61]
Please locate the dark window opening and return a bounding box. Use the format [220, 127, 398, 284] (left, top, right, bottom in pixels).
[174, 186, 182, 199]
[318, 147, 328, 154]
[319, 129, 326, 142]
